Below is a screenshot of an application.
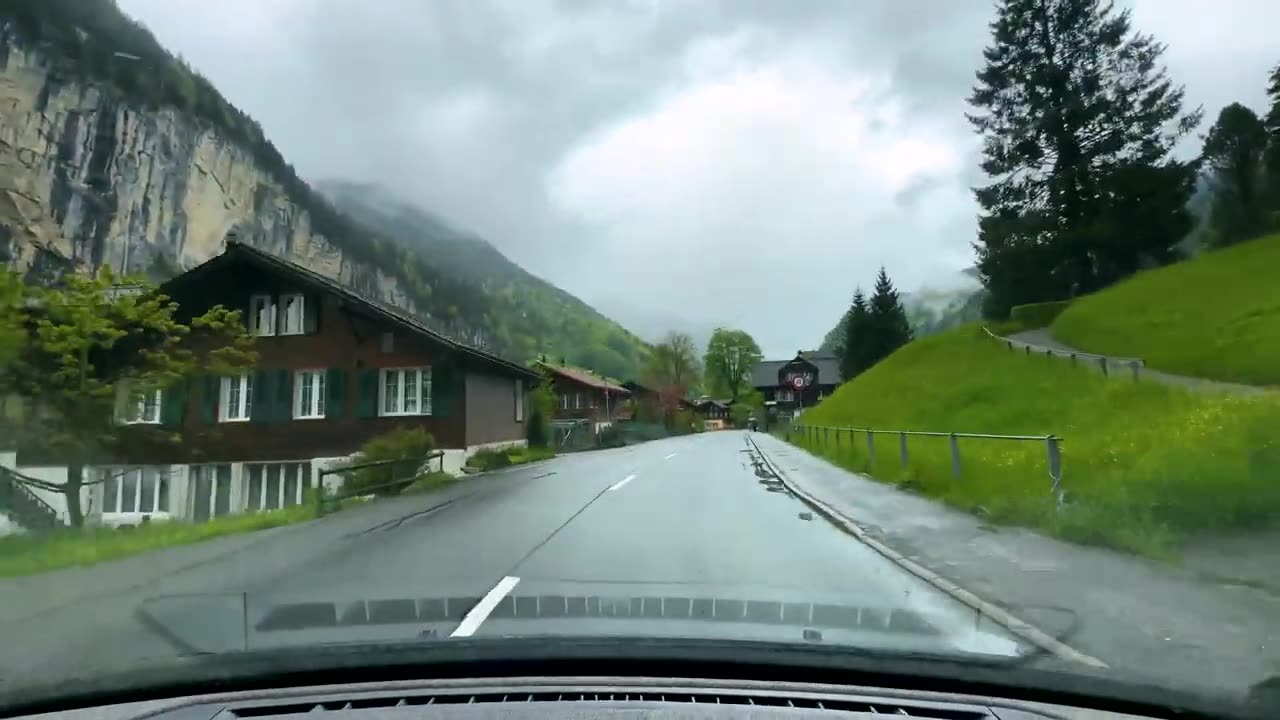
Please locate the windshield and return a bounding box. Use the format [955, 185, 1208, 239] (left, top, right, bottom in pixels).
[1, 0, 1278, 717]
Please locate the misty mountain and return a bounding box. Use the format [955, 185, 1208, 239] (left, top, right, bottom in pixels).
[317, 181, 651, 380]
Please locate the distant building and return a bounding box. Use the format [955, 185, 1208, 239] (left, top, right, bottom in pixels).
[694, 397, 732, 431]
[535, 361, 631, 433]
[750, 351, 841, 423]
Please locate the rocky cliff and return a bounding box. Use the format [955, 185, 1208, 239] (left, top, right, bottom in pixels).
[0, 27, 416, 311]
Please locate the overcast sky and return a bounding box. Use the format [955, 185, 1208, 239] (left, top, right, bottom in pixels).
[117, 0, 1278, 357]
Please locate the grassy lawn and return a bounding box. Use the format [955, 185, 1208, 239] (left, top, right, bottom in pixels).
[1051, 233, 1280, 386]
[0, 503, 318, 578]
[791, 324, 1280, 557]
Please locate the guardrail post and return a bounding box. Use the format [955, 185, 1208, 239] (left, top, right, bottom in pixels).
[866, 432, 875, 467]
[899, 432, 908, 468]
[1006, 340, 1012, 351]
[1070, 353, 1076, 366]
[1099, 357, 1108, 376]
[1130, 361, 1140, 383]
[949, 433, 962, 479]
[1046, 435, 1063, 507]
[1025, 345, 1031, 356]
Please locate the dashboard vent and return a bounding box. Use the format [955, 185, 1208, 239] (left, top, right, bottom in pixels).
[229, 691, 990, 718]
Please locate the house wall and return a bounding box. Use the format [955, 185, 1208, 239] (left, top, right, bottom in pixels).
[549, 378, 627, 425]
[465, 371, 526, 446]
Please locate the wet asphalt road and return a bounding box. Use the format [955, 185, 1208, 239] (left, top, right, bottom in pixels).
[0, 431, 1023, 691]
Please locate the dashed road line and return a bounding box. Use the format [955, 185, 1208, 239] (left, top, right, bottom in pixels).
[450, 576, 520, 637]
[609, 474, 636, 491]
[664, 453, 678, 460]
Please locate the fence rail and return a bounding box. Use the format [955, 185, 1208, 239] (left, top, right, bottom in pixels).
[315, 451, 445, 514]
[982, 326, 1144, 380]
[789, 424, 1065, 504]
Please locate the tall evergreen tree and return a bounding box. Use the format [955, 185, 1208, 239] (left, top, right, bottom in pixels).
[866, 267, 913, 367]
[968, 0, 1200, 317]
[1265, 63, 1280, 214]
[838, 288, 869, 381]
[1201, 103, 1269, 245]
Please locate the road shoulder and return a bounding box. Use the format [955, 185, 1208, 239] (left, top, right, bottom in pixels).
[749, 432, 1280, 701]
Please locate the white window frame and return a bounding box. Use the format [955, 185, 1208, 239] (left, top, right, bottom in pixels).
[279, 293, 305, 336]
[243, 461, 311, 511]
[575, 392, 583, 409]
[189, 464, 233, 519]
[514, 379, 524, 422]
[379, 367, 433, 417]
[560, 393, 569, 410]
[249, 294, 275, 337]
[100, 466, 170, 514]
[293, 369, 326, 419]
[121, 386, 162, 424]
[220, 374, 253, 422]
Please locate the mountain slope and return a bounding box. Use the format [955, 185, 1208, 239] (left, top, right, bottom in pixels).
[1052, 232, 1280, 385]
[0, 1, 648, 379]
[317, 182, 650, 380]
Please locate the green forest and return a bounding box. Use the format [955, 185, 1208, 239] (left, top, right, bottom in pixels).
[0, 0, 650, 379]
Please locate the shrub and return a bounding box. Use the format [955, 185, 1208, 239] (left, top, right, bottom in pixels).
[468, 447, 513, 471]
[1009, 300, 1072, 329]
[340, 427, 437, 496]
[526, 378, 557, 447]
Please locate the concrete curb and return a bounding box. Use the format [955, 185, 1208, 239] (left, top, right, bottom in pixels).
[746, 433, 1108, 669]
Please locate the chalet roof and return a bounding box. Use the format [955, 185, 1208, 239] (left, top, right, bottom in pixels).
[163, 241, 539, 380]
[750, 351, 841, 388]
[535, 361, 630, 394]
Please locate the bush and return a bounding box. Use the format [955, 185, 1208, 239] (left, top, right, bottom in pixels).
[1009, 300, 1072, 329]
[468, 447, 513, 471]
[340, 427, 437, 496]
[526, 379, 557, 448]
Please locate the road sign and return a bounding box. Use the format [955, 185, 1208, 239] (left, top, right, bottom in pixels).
[790, 375, 806, 390]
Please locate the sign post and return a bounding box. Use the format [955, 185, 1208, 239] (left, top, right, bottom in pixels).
[791, 374, 807, 418]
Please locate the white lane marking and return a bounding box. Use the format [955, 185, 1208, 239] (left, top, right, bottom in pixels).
[450, 576, 520, 637]
[609, 474, 636, 491]
[663, 452, 678, 460]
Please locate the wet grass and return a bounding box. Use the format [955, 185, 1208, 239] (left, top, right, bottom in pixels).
[465, 445, 555, 472]
[790, 324, 1280, 557]
[0, 503, 318, 578]
[1052, 232, 1280, 386]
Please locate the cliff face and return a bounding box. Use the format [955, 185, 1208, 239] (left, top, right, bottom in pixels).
[0, 29, 415, 311]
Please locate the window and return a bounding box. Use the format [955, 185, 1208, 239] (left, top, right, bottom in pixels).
[220, 374, 253, 421]
[294, 369, 326, 419]
[249, 295, 275, 337]
[121, 387, 162, 424]
[379, 368, 432, 416]
[560, 393, 569, 410]
[279, 294, 305, 335]
[100, 467, 170, 514]
[779, 389, 794, 402]
[245, 462, 311, 510]
[514, 379, 524, 421]
[575, 392, 583, 409]
[189, 464, 232, 522]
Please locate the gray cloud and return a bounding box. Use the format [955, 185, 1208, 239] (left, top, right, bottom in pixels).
[119, 0, 1279, 356]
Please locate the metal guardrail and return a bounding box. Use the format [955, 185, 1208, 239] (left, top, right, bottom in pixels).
[790, 424, 1065, 505]
[315, 451, 445, 514]
[982, 326, 1144, 380]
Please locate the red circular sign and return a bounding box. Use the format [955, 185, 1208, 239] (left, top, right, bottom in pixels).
[790, 375, 806, 390]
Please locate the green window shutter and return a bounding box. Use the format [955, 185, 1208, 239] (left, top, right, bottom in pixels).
[161, 380, 189, 426]
[355, 369, 379, 419]
[433, 363, 459, 418]
[304, 295, 320, 334]
[251, 370, 273, 423]
[200, 374, 218, 424]
[275, 369, 291, 421]
[325, 368, 346, 418]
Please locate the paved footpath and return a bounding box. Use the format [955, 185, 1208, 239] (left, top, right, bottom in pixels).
[749, 432, 1280, 702]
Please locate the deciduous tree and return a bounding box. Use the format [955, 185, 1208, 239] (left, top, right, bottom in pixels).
[703, 328, 763, 402]
[0, 268, 255, 527]
[642, 331, 701, 425]
[1201, 103, 1269, 245]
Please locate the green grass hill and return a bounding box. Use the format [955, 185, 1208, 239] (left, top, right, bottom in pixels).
[792, 324, 1280, 556]
[1051, 233, 1280, 386]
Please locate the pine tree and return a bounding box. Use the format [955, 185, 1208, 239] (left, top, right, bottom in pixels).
[1265, 63, 1280, 214]
[866, 267, 913, 368]
[1201, 103, 1268, 245]
[968, 0, 1200, 317]
[838, 288, 869, 381]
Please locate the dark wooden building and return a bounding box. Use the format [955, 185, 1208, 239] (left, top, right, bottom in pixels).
[76, 242, 538, 525]
[536, 361, 630, 431]
[750, 351, 841, 424]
